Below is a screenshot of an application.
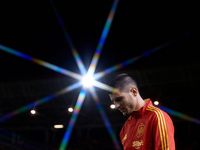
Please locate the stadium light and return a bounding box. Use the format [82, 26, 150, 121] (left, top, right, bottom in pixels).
[154, 101, 159, 105]
[68, 107, 73, 113]
[81, 74, 95, 88]
[110, 104, 115, 109]
[54, 124, 64, 129]
[30, 109, 36, 115]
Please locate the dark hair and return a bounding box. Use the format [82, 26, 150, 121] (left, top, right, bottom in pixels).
[108, 73, 138, 93]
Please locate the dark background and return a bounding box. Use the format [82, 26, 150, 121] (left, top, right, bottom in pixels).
[0, 0, 199, 149]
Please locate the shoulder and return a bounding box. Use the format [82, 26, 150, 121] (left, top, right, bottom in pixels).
[146, 105, 172, 123]
[145, 105, 174, 129]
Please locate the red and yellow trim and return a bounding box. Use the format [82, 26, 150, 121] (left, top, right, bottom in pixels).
[146, 105, 169, 150]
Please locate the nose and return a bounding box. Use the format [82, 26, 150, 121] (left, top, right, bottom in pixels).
[115, 102, 120, 109]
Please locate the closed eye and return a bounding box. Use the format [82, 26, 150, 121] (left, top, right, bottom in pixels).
[115, 96, 123, 102]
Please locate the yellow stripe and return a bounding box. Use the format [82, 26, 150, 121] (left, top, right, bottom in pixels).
[146, 106, 169, 150]
[150, 106, 169, 150]
[146, 107, 164, 150]
[154, 107, 169, 150]
[150, 106, 168, 150]
[147, 106, 165, 150]
[147, 106, 169, 150]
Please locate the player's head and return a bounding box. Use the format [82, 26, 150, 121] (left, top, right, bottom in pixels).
[108, 73, 141, 116]
[109, 73, 138, 93]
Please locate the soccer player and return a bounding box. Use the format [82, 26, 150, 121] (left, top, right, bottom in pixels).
[109, 73, 175, 150]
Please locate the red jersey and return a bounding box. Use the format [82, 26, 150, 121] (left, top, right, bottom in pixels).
[120, 99, 175, 150]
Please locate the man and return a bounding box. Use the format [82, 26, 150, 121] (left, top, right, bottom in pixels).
[109, 73, 175, 150]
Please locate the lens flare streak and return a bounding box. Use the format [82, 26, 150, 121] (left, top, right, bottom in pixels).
[0, 82, 82, 122]
[93, 32, 193, 80]
[59, 88, 87, 150]
[94, 56, 141, 79]
[87, 0, 119, 76]
[157, 105, 200, 125]
[93, 80, 116, 93]
[0, 44, 82, 80]
[93, 41, 175, 80]
[49, 0, 87, 75]
[89, 87, 121, 150]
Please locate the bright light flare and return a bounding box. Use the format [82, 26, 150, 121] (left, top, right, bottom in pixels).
[154, 101, 159, 105]
[81, 74, 95, 88]
[54, 124, 64, 129]
[30, 109, 36, 115]
[68, 107, 73, 112]
[110, 104, 115, 109]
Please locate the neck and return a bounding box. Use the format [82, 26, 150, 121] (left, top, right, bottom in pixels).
[134, 96, 145, 111]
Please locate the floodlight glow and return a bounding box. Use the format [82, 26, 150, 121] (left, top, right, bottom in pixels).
[110, 104, 115, 109]
[154, 101, 159, 105]
[30, 109, 36, 115]
[81, 74, 95, 88]
[50, 0, 120, 148]
[54, 124, 64, 129]
[68, 107, 73, 113]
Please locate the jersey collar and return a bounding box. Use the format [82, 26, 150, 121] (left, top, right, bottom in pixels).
[130, 99, 152, 118]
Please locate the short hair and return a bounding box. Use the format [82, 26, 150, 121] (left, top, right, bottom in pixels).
[109, 73, 138, 93]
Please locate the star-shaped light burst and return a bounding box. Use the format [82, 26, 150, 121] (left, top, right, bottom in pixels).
[56, 0, 121, 149]
[1, 0, 121, 149]
[0, 0, 195, 149]
[81, 74, 95, 88]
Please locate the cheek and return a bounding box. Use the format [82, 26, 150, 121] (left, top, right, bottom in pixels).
[126, 96, 134, 109]
[122, 100, 130, 108]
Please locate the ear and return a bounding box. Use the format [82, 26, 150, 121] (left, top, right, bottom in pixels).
[129, 87, 138, 96]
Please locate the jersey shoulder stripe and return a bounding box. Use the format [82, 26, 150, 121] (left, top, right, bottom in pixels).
[146, 106, 169, 150]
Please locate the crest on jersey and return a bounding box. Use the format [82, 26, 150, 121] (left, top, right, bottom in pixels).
[136, 123, 145, 138]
